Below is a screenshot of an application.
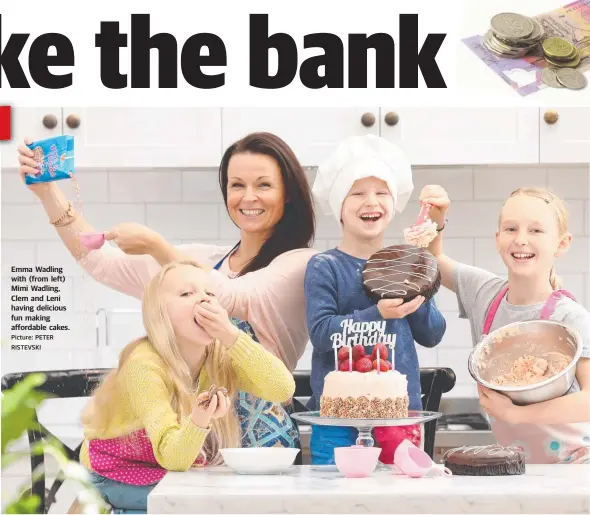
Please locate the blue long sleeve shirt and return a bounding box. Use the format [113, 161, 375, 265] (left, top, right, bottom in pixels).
[304, 248, 447, 412]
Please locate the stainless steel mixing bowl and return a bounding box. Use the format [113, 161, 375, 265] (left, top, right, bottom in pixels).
[468, 320, 583, 405]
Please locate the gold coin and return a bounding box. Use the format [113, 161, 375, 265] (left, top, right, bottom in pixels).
[543, 37, 575, 58]
[545, 54, 581, 68]
[548, 47, 578, 62]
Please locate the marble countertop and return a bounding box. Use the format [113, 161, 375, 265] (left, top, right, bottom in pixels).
[148, 464, 590, 514]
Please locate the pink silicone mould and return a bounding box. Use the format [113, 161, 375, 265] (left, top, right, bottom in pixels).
[394, 439, 452, 478]
[334, 446, 381, 478]
[79, 232, 106, 250]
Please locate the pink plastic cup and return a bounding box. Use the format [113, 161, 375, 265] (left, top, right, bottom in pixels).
[79, 232, 106, 250]
[394, 439, 452, 478]
[334, 446, 381, 478]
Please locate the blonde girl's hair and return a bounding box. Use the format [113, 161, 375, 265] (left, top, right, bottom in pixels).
[501, 187, 569, 290]
[81, 260, 240, 466]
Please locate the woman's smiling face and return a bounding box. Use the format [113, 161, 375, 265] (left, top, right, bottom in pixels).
[225, 152, 286, 237]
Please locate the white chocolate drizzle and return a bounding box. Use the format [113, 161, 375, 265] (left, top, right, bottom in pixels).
[443, 444, 522, 459]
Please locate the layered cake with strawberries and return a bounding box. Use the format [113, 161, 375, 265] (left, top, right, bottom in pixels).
[320, 344, 409, 419]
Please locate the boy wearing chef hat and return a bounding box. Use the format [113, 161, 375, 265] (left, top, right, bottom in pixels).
[304, 134, 447, 465]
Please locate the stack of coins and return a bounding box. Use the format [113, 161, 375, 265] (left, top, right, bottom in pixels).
[484, 13, 543, 58]
[542, 38, 580, 68]
[540, 37, 587, 89]
[484, 12, 588, 90]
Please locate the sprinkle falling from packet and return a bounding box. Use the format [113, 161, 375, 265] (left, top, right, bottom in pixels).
[403, 203, 438, 247]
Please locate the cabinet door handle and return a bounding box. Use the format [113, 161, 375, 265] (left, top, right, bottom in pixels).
[361, 112, 376, 127]
[544, 111, 559, 125]
[66, 114, 81, 129]
[42, 114, 58, 129]
[384, 112, 399, 127]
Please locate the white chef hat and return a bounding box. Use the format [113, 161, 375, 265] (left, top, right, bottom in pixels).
[312, 134, 414, 224]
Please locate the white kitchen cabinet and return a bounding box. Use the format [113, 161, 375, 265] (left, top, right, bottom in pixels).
[539, 107, 590, 164]
[62, 108, 223, 168]
[379, 107, 540, 165]
[0, 108, 62, 168]
[221, 108, 379, 166]
[5, 108, 589, 169]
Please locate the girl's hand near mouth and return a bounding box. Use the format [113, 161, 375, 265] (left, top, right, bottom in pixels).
[194, 295, 239, 349]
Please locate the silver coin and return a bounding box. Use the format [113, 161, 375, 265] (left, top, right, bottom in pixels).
[485, 31, 531, 57]
[555, 68, 588, 89]
[494, 19, 542, 46]
[513, 18, 544, 44]
[528, 18, 544, 41]
[540, 68, 564, 88]
[483, 38, 519, 58]
[491, 13, 534, 39]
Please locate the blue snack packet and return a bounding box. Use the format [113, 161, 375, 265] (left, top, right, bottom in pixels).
[25, 135, 74, 185]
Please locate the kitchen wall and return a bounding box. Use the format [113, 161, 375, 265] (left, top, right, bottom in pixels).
[2, 164, 589, 398]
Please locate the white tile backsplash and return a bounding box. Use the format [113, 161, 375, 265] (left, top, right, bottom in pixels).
[72, 276, 142, 314]
[109, 171, 182, 203]
[1, 173, 43, 204]
[315, 212, 342, 239]
[562, 200, 585, 236]
[182, 171, 224, 203]
[2, 204, 59, 240]
[547, 166, 590, 200]
[1, 241, 36, 275]
[437, 349, 473, 388]
[62, 170, 109, 203]
[437, 316, 473, 350]
[218, 205, 241, 239]
[2, 165, 589, 401]
[83, 203, 146, 232]
[410, 167, 474, 201]
[146, 204, 218, 239]
[473, 166, 548, 199]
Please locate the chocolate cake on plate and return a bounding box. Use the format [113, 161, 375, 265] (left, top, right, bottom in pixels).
[443, 444, 525, 476]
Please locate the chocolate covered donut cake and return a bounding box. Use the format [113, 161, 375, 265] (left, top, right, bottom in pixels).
[362, 245, 441, 302]
[443, 445, 525, 476]
[197, 385, 228, 408]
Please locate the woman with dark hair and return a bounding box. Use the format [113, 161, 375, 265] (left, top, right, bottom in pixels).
[17, 132, 317, 450]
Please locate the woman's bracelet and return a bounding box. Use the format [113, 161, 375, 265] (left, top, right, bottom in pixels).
[50, 201, 77, 227]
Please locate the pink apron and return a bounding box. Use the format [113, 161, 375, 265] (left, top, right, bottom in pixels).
[483, 286, 576, 335]
[482, 286, 589, 464]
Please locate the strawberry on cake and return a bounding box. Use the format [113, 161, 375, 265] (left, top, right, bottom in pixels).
[320, 344, 410, 419]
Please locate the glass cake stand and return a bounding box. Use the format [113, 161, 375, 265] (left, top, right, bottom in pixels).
[291, 410, 442, 447]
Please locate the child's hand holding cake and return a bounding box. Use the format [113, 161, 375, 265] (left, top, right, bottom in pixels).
[377, 297, 425, 319]
[192, 385, 231, 429]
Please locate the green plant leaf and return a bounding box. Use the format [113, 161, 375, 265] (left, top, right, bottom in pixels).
[1, 373, 46, 415]
[1, 374, 47, 455]
[4, 493, 41, 514]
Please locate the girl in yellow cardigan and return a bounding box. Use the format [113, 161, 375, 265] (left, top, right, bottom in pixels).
[80, 260, 295, 513]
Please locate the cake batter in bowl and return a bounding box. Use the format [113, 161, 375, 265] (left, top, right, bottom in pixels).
[468, 320, 583, 405]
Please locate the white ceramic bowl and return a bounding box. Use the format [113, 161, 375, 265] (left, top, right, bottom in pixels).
[219, 448, 300, 475]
